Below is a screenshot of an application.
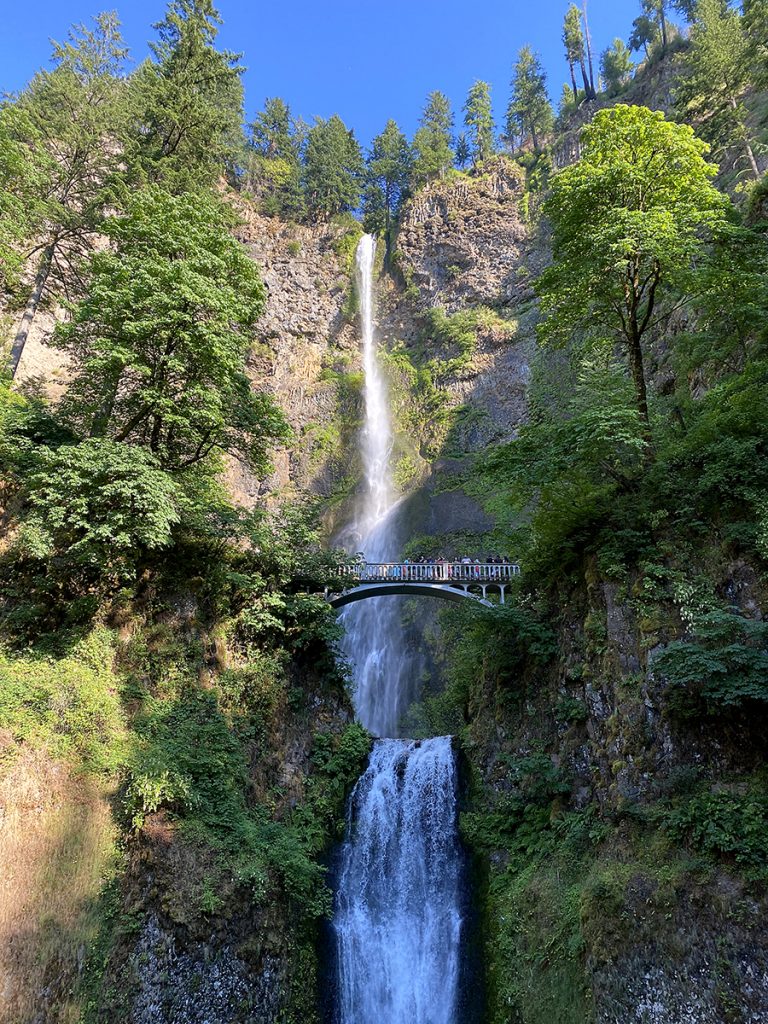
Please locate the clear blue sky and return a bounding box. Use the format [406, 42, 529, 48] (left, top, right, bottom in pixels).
[3, 0, 650, 147]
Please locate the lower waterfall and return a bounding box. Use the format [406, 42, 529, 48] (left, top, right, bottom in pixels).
[332, 738, 464, 1024]
[329, 234, 470, 1024]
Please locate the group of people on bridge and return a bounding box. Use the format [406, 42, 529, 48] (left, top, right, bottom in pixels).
[350, 555, 519, 584]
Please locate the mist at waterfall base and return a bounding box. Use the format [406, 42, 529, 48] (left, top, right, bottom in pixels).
[325, 236, 481, 1024]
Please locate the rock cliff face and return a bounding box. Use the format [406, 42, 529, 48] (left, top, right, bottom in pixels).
[457, 553, 768, 1024]
[226, 208, 363, 511]
[394, 158, 530, 313]
[373, 159, 537, 545]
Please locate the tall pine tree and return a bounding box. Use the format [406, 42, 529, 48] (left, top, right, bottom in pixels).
[463, 81, 496, 167]
[563, 5, 596, 101]
[129, 0, 245, 191]
[412, 91, 454, 185]
[303, 115, 363, 217]
[506, 47, 554, 152]
[363, 120, 412, 249]
[676, 0, 760, 180]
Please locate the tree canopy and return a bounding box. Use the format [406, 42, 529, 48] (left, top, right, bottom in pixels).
[129, 0, 245, 191]
[537, 105, 729, 436]
[507, 46, 554, 152]
[55, 187, 289, 473]
[303, 115, 364, 216]
[463, 81, 496, 166]
[412, 91, 455, 184]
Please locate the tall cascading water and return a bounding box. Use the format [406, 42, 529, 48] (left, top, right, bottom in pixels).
[337, 233, 420, 739]
[329, 236, 470, 1024]
[333, 738, 464, 1024]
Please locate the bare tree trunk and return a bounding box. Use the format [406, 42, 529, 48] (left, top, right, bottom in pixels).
[627, 321, 652, 446]
[582, 1, 596, 97]
[578, 58, 595, 101]
[8, 245, 53, 378]
[659, 0, 668, 49]
[569, 63, 579, 103]
[730, 95, 760, 180]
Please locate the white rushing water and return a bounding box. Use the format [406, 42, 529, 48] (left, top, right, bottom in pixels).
[330, 237, 466, 1024]
[333, 737, 464, 1024]
[338, 233, 418, 738]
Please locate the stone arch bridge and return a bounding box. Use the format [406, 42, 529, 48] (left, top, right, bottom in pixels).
[326, 562, 520, 609]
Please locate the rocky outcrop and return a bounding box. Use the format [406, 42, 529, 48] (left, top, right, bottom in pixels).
[373, 158, 537, 545]
[394, 158, 530, 313]
[227, 208, 363, 507]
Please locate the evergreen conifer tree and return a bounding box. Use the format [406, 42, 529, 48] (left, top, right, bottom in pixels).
[506, 47, 554, 152]
[129, 0, 245, 191]
[412, 91, 454, 184]
[303, 115, 363, 216]
[463, 81, 496, 167]
[676, 0, 760, 179]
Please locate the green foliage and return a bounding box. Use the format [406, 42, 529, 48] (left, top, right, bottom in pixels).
[412, 90, 454, 185]
[538, 104, 729, 429]
[600, 38, 635, 95]
[55, 187, 289, 472]
[363, 119, 412, 237]
[303, 114, 363, 216]
[0, 628, 127, 773]
[128, 0, 245, 191]
[654, 608, 768, 712]
[506, 46, 554, 152]
[0, 104, 50, 288]
[463, 80, 496, 166]
[676, 0, 761, 181]
[20, 439, 180, 570]
[563, 3, 595, 100]
[664, 781, 768, 873]
[125, 684, 368, 915]
[629, 14, 661, 57]
[246, 97, 306, 217]
[3, 14, 128, 312]
[744, 0, 768, 85]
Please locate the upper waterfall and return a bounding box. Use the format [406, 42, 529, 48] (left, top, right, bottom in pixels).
[357, 233, 394, 534]
[338, 234, 423, 738]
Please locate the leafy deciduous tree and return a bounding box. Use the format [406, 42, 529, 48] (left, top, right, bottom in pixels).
[537, 105, 728, 439]
[55, 188, 289, 473]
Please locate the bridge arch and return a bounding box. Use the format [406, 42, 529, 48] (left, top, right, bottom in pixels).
[328, 582, 494, 609]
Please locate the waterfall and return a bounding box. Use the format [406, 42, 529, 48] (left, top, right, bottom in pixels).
[338, 234, 419, 738]
[329, 236, 468, 1024]
[333, 738, 464, 1024]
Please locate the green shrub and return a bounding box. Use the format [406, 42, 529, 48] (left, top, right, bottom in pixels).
[664, 784, 768, 872]
[0, 627, 127, 773]
[653, 608, 768, 712]
[20, 439, 180, 570]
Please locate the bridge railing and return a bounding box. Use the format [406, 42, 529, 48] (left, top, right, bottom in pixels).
[335, 562, 521, 585]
